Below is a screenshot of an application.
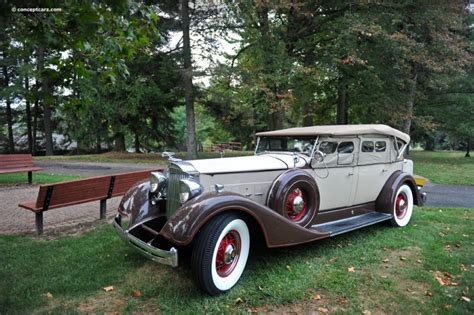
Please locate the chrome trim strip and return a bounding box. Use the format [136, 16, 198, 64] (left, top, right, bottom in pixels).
[113, 214, 178, 267]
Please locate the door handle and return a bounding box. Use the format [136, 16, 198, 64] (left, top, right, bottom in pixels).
[382, 169, 388, 173]
[348, 172, 354, 176]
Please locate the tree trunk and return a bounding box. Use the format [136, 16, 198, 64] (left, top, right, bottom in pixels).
[25, 76, 33, 154]
[466, 138, 471, 158]
[303, 101, 313, 126]
[38, 47, 54, 155]
[96, 135, 101, 154]
[114, 133, 126, 152]
[336, 78, 348, 124]
[424, 136, 435, 151]
[403, 67, 418, 135]
[134, 132, 140, 153]
[2, 63, 14, 153]
[32, 99, 39, 155]
[181, 0, 197, 159]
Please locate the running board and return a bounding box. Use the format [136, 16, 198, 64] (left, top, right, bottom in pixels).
[311, 212, 392, 236]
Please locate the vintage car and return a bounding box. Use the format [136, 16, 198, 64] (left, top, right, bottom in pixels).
[113, 124, 426, 295]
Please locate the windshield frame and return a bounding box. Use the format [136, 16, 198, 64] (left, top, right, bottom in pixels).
[255, 136, 318, 158]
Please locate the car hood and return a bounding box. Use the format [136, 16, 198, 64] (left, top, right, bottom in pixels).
[184, 154, 309, 174]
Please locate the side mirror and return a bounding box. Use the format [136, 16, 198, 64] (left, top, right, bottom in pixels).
[311, 150, 326, 168]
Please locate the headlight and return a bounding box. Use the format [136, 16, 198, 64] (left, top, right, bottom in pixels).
[179, 179, 202, 203]
[150, 172, 167, 194]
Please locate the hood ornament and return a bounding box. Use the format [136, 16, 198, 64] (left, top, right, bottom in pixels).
[162, 151, 181, 162]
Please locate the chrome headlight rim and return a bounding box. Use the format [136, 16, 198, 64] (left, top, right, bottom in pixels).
[179, 179, 202, 204]
[150, 171, 167, 195]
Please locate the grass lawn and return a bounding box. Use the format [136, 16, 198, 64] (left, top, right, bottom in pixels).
[410, 150, 474, 186]
[0, 207, 472, 314]
[0, 172, 80, 185]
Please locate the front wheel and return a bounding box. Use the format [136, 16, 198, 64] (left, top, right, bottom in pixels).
[390, 184, 414, 227]
[191, 214, 250, 295]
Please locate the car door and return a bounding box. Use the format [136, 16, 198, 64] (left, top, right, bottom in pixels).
[312, 137, 359, 211]
[352, 137, 397, 205]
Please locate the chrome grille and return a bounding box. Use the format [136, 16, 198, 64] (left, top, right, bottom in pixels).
[166, 165, 190, 218]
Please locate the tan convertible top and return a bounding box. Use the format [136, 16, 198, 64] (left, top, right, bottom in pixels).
[256, 124, 410, 143]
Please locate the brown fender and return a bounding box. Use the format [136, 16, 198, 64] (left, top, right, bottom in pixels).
[376, 171, 423, 214]
[159, 191, 330, 248]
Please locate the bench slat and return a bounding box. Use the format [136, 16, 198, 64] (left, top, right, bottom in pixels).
[0, 167, 42, 174]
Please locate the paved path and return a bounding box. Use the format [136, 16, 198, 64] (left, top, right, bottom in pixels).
[422, 183, 474, 208]
[0, 160, 164, 235]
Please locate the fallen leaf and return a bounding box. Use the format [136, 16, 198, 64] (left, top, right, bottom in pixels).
[248, 307, 259, 313]
[328, 257, 337, 264]
[258, 285, 264, 291]
[132, 289, 141, 298]
[417, 259, 422, 264]
[46, 292, 53, 300]
[425, 291, 433, 297]
[318, 307, 329, 313]
[314, 293, 321, 300]
[348, 267, 355, 273]
[434, 271, 457, 286]
[400, 256, 407, 261]
[460, 264, 468, 272]
[362, 310, 371, 315]
[286, 265, 292, 272]
[462, 234, 468, 237]
[444, 304, 452, 309]
[460, 296, 471, 302]
[103, 286, 114, 292]
[444, 245, 451, 252]
[235, 297, 244, 304]
[382, 258, 389, 263]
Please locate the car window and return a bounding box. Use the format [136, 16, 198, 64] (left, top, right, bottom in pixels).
[361, 141, 374, 152]
[337, 142, 354, 154]
[319, 141, 337, 154]
[256, 137, 315, 156]
[375, 141, 386, 152]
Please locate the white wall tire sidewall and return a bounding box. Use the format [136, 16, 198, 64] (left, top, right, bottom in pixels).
[393, 184, 413, 227]
[210, 219, 250, 291]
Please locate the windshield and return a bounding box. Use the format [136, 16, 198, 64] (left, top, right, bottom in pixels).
[256, 137, 316, 157]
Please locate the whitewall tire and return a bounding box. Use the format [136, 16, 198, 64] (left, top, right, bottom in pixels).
[192, 214, 250, 295]
[390, 184, 414, 227]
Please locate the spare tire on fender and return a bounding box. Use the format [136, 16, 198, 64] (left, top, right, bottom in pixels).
[267, 169, 320, 227]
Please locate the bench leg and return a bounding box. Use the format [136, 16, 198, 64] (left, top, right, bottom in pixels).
[28, 172, 33, 185]
[100, 199, 107, 220]
[35, 212, 43, 235]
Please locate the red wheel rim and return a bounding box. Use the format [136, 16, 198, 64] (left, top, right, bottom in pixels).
[285, 188, 308, 222]
[395, 192, 408, 219]
[216, 230, 241, 277]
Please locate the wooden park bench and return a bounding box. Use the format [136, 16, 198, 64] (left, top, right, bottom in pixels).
[19, 169, 162, 234]
[0, 154, 43, 184]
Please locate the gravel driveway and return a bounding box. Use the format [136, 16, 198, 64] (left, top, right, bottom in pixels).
[0, 160, 165, 235]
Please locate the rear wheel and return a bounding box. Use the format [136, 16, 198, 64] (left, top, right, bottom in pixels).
[390, 184, 414, 227]
[191, 214, 250, 295]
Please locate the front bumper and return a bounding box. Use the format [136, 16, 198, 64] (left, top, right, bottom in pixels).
[113, 214, 178, 267]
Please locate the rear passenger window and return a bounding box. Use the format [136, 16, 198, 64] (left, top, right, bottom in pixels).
[362, 141, 374, 152]
[337, 142, 354, 154]
[319, 141, 337, 154]
[375, 141, 386, 152]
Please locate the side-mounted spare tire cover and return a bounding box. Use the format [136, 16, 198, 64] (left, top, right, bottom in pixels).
[267, 169, 320, 227]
